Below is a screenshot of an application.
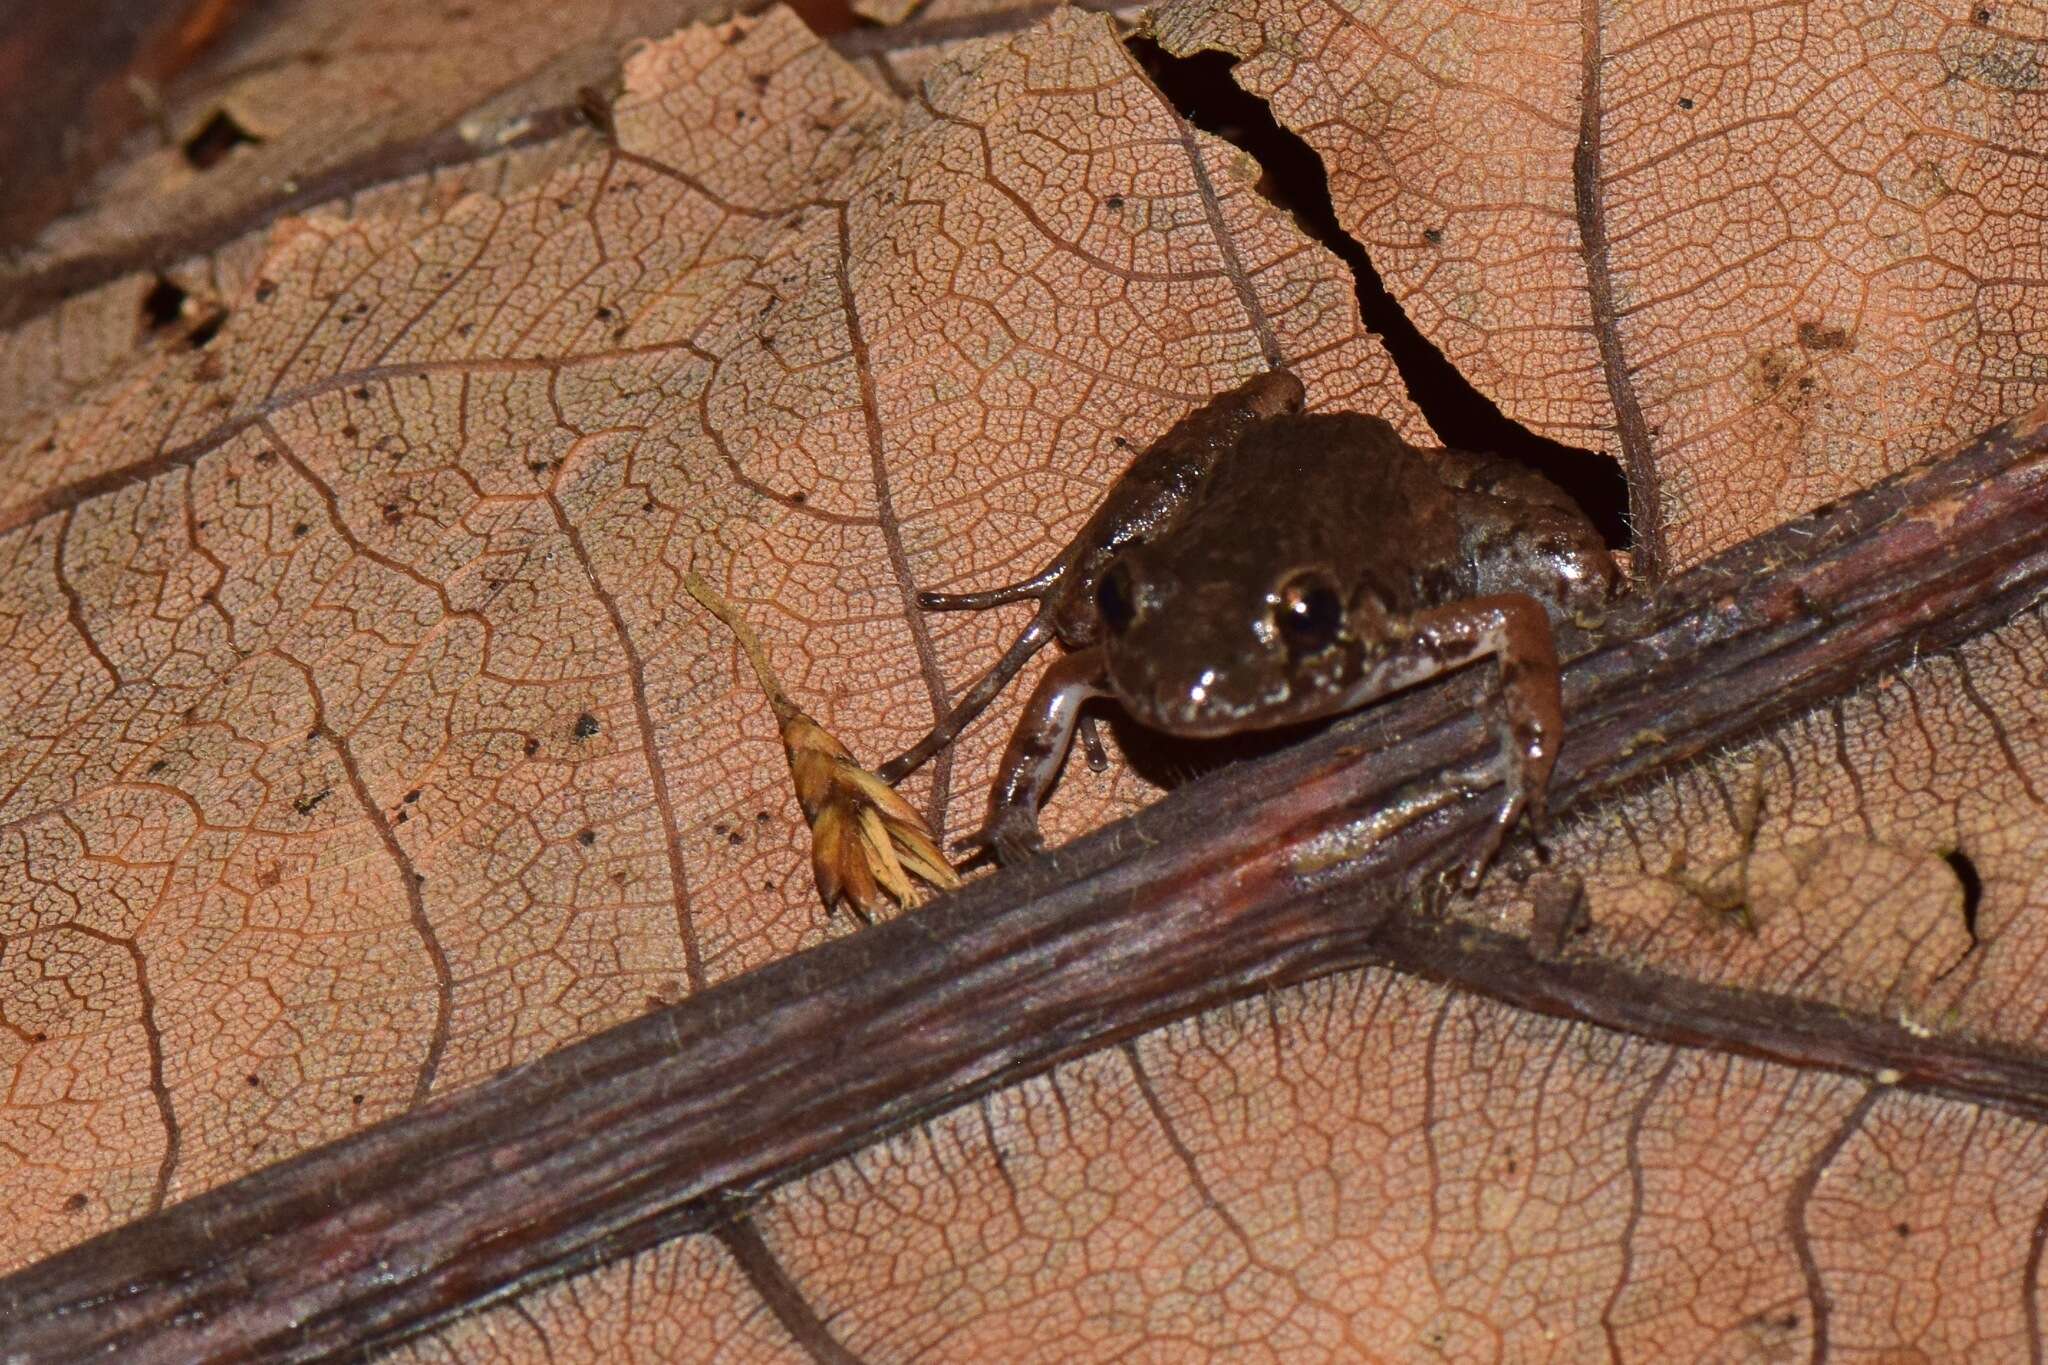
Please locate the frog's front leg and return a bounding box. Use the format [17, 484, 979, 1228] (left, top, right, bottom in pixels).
[957, 647, 1111, 863]
[1381, 595, 1564, 887]
[878, 605, 1060, 784]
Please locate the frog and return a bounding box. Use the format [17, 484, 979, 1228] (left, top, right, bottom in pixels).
[878, 368, 1617, 884]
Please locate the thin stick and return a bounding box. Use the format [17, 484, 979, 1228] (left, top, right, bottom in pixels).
[684, 572, 798, 724]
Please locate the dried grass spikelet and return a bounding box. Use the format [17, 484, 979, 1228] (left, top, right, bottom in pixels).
[683, 572, 958, 919]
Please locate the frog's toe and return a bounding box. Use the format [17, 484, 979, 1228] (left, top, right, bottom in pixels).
[1457, 781, 1534, 889]
[1457, 820, 1511, 891]
[955, 809, 1046, 865]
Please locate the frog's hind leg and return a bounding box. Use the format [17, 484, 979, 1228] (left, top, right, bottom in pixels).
[879, 607, 1058, 782]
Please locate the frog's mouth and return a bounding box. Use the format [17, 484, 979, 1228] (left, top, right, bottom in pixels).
[1107, 634, 1411, 738]
[1110, 661, 1313, 738]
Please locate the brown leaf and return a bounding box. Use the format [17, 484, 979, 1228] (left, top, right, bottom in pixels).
[2, 0, 2047, 1359]
[1150, 0, 2047, 577]
[0, 0, 735, 325]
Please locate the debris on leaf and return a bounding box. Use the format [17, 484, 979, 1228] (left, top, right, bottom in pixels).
[850, 0, 927, 26]
[683, 572, 958, 919]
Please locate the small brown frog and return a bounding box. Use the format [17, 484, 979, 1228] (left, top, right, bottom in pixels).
[881, 369, 1616, 883]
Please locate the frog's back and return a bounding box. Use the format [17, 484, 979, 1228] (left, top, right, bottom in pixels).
[1177, 411, 1464, 607]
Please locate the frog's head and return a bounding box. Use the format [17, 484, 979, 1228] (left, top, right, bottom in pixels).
[1094, 545, 1399, 737]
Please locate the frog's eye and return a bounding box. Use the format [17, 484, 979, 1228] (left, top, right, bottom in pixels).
[1097, 562, 1138, 633]
[1276, 575, 1344, 655]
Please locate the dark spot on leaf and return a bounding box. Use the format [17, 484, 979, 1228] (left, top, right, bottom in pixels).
[62, 1193, 88, 1213]
[756, 810, 772, 823]
[247, 1074, 261, 1087]
[713, 823, 728, 836]
[30, 1033, 48, 1044]
[352, 1094, 365, 1105]
[148, 759, 168, 775]
[1750, 344, 1800, 396]
[254, 450, 275, 466]
[1112, 435, 1132, 449]
[789, 490, 808, 505]
[381, 504, 404, 526]
[253, 279, 277, 303]
[1797, 320, 1852, 352]
[1422, 227, 1443, 244]
[1105, 194, 1125, 209]
[292, 522, 310, 538]
[572, 713, 601, 740]
[524, 736, 542, 757]
[728, 831, 744, 846]
[1976, 6, 1994, 21]
[293, 788, 333, 816]
[353, 386, 372, 401]
[577, 828, 597, 846]
[182, 109, 262, 170]
[1677, 95, 1695, 109]
[1894, 1220, 1911, 1237]
[404, 790, 420, 804]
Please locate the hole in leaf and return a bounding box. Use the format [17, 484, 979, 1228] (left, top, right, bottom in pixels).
[1125, 38, 1633, 551]
[141, 276, 188, 332]
[185, 310, 227, 349]
[182, 109, 262, 170]
[1943, 848, 1982, 940]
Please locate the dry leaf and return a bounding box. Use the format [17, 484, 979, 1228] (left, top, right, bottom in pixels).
[2, 0, 2047, 1358]
[1150, 0, 2047, 575]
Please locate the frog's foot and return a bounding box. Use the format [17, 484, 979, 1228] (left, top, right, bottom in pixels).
[953, 807, 1046, 865]
[1457, 768, 1550, 890]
